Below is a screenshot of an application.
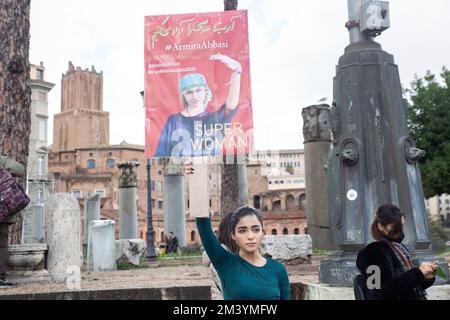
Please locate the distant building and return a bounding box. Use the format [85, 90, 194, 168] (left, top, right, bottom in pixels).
[426, 194, 450, 226]
[48, 63, 154, 240]
[22, 62, 55, 243]
[249, 149, 305, 176]
[48, 62, 308, 248]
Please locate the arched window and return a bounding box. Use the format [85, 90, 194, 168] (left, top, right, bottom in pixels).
[272, 198, 281, 213]
[294, 228, 300, 235]
[285, 194, 296, 211]
[191, 230, 196, 242]
[283, 228, 289, 235]
[160, 231, 165, 242]
[87, 159, 96, 169]
[299, 193, 307, 210]
[106, 158, 115, 169]
[271, 229, 277, 235]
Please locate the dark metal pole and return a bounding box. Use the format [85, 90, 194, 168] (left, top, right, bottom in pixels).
[146, 158, 156, 259]
[141, 90, 156, 259]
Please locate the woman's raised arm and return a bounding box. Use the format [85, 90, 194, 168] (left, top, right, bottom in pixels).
[210, 53, 242, 111]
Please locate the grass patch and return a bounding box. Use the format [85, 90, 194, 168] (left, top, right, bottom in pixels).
[313, 248, 332, 255]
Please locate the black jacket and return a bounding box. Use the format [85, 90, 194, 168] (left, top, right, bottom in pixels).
[356, 241, 435, 300]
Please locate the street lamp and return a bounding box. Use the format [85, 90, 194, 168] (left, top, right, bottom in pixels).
[141, 91, 157, 259]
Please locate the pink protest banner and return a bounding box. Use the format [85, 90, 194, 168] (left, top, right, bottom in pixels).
[144, 10, 253, 158]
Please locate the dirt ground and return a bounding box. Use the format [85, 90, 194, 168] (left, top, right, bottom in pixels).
[1, 254, 448, 296]
[0, 255, 323, 296]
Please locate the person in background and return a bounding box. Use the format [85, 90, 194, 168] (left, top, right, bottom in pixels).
[0, 155, 25, 289]
[356, 204, 437, 300]
[202, 212, 239, 300]
[166, 231, 179, 254]
[196, 206, 290, 300]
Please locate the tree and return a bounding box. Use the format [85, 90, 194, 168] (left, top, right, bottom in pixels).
[0, 0, 32, 244]
[220, 0, 240, 216]
[285, 164, 295, 175]
[407, 67, 450, 198]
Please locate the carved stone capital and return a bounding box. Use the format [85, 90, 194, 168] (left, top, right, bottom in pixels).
[117, 161, 140, 188]
[302, 104, 332, 143]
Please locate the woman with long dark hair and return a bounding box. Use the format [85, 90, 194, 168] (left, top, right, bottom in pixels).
[356, 204, 437, 300]
[196, 206, 290, 300]
[202, 212, 239, 300]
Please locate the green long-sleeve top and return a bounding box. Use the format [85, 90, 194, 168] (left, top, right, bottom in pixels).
[196, 217, 291, 300]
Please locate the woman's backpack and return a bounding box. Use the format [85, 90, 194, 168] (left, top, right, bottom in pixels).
[0, 168, 30, 222]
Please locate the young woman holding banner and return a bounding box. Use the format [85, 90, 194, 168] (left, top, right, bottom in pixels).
[196, 206, 291, 300]
[154, 53, 242, 158]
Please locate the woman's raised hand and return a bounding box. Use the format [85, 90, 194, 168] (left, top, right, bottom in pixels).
[210, 53, 242, 73]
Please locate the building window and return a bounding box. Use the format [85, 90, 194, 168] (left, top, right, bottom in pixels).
[271, 229, 277, 235]
[37, 69, 44, 80]
[209, 199, 212, 208]
[89, 153, 94, 157]
[87, 159, 96, 169]
[283, 228, 289, 235]
[158, 170, 162, 176]
[187, 199, 190, 209]
[95, 189, 105, 198]
[106, 158, 115, 169]
[72, 190, 82, 199]
[253, 196, 261, 209]
[38, 91, 47, 102]
[38, 118, 46, 141]
[151, 199, 155, 209]
[96, 133, 101, 141]
[108, 152, 113, 157]
[294, 228, 300, 235]
[191, 230, 196, 242]
[156, 181, 163, 192]
[38, 156, 45, 177]
[158, 200, 163, 210]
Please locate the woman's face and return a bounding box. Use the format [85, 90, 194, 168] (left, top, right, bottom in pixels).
[378, 215, 406, 240]
[183, 86, 207, 109]
[231, 214, 264, 254]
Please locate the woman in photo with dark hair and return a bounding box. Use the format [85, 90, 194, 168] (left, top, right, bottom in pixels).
[196, 206, 290, 300]
[356, 204, 437, 300]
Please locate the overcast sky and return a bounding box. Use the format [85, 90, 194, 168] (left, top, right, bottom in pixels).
[29, 0, 450, 151]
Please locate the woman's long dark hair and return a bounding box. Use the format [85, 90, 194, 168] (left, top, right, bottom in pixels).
[218, 212, 239, 253]
[371, 204, 405, 241]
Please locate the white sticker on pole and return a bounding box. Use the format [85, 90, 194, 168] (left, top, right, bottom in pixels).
[347, 189, 358, 201]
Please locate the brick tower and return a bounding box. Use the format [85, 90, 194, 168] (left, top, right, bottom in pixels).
[53, 62, 109, 152]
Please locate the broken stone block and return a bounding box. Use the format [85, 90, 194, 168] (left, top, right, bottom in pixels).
[261, 235, 313, 265]
[116, 239, 146, 266]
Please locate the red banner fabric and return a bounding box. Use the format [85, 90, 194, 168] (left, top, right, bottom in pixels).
[144, 10, 253, 158]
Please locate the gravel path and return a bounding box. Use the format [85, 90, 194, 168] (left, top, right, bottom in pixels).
[2, 253, 447, 296]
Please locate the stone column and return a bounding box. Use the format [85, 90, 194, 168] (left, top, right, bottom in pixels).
[45, 193, 81, 282]
[237, 162, 249, 207]
[118, 162, 139, 240]
[164, 159, 186, 247]
[83, 194, 101, 256]
[302, 104, 334, 250]
[87, 220, 116, 271]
